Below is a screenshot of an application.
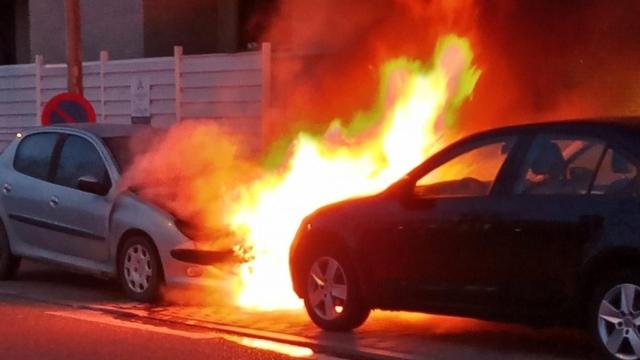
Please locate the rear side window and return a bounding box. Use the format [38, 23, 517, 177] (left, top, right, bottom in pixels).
[514, 135, 605, 195]
[54, 135, 111, 190]
[13, 133, 59, 181]
[592, 148, 639, 195]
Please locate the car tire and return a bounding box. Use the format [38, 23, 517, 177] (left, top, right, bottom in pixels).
[118, 235, 163, 303]
[0, 221, 20, 280]
[303, 248, 370, 331]
[589, 268, 640, 360]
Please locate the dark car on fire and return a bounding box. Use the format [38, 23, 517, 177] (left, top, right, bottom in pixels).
[290, 118, 640, 359]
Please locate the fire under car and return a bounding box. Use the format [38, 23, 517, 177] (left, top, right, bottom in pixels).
[290, 118, 640, 360]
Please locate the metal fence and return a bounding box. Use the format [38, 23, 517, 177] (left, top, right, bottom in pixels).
[0, 44, 271, 150]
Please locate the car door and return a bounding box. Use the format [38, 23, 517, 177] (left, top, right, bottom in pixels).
[44, 133, 115, 262]
[394, 134, 521, 307]
[484, 132, 621, 308]
[1, 132, 63, 253]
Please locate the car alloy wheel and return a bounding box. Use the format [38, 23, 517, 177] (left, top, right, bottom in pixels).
[307, 256, 348, 321]
[597, 283, 640, 359]
[303, 250, 370, 331]
[124, 244, 153, 293]
[118, 236, 162, 302]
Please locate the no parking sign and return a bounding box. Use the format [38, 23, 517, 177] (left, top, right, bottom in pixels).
[41, 92, 96, 125]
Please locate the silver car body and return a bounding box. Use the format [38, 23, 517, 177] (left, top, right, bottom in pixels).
[0, 124, 210, 287]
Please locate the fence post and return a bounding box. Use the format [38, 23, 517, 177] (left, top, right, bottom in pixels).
[99, 50, 109, 123]
[174, 46, 183, 123]
[34, 55, 43, 125]
[260, 42, 271, 151]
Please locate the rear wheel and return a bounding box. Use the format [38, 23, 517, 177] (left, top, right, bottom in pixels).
[589, 269, 640, 359]
[303, 250, 370, 331]
[118, 236, 163, 302]
[0, 222, 20, 280]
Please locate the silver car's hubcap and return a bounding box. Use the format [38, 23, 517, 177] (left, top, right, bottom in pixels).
[307, 256, 348, 320]
[124, 245, 152, 293]
[598, 283, 640, 359]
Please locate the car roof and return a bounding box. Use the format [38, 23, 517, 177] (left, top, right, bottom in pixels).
[486, 116, 640, 134]
[28, 123, 157, 138]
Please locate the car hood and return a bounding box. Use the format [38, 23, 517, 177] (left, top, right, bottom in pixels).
[305, 194, 382, 225]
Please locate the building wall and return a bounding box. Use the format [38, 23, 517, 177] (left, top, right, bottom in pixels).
[29, 0, 66, 63]
[12, 0, 250, 64]
[29, 0, 144, 63]
[80, 0, 144, 60]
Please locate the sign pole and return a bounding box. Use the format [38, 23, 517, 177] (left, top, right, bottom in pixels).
[64, 0, 83, 95]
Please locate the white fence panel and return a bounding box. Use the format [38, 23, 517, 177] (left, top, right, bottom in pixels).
[0, 44, 271, 151]
[0, 63, 38, 147]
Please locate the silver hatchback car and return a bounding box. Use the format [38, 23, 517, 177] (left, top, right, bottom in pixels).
[0, 124, 228, 301]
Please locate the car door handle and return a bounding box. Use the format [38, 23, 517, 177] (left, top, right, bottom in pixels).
[2, 184, 11, 194]
[49, 196, 59, 207]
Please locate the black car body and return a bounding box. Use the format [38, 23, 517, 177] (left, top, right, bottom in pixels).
[290, 118, 640, 359]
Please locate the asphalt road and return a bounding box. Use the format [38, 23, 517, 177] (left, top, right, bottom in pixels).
[0, 294, 302, 360]
[0, 261, 602, 360]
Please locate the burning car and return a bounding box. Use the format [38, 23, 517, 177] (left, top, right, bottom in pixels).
[0, 124, 235, 302]
[290, 118, 640, 360]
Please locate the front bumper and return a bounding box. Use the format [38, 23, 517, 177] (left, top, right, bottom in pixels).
[160, 240, 243, 288]
[170, 248, 240, 265]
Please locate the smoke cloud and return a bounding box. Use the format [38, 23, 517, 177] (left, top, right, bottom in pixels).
[260, 0, 640, 142]
[119, 121, 258, 250]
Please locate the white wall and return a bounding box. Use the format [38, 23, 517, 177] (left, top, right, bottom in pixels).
[0, 44, 271, 150]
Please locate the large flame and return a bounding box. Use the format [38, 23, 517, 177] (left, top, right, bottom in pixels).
[229, 35, 480, 310]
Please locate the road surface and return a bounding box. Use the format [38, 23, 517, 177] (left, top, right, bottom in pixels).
[0, 261, 600, 359]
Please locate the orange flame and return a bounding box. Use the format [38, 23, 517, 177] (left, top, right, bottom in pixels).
[229, 35, 480, 310]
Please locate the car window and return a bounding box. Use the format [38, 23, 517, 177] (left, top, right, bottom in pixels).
[414, 137, 515, 198]
[591, 148, 639, 196]
[102, 136, 133, 172]
[514, 135, 605, 195]
[13, 133, 59, 181]
[54, 135, 111, 192]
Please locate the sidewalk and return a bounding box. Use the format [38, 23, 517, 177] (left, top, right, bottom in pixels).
[99, 289, 596, 360]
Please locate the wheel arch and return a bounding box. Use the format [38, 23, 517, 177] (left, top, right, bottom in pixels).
[580, 247, 640, 301]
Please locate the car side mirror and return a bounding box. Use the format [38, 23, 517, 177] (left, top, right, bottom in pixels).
[77, 176, 109, 196]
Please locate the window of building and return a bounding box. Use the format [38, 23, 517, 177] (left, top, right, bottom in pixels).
[0, 0, 16, 65]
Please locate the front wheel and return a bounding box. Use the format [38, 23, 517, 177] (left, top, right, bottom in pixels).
[303, 251, 370, 331]
[118, 236, 163, 302]
[589, 269, 640, 360]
